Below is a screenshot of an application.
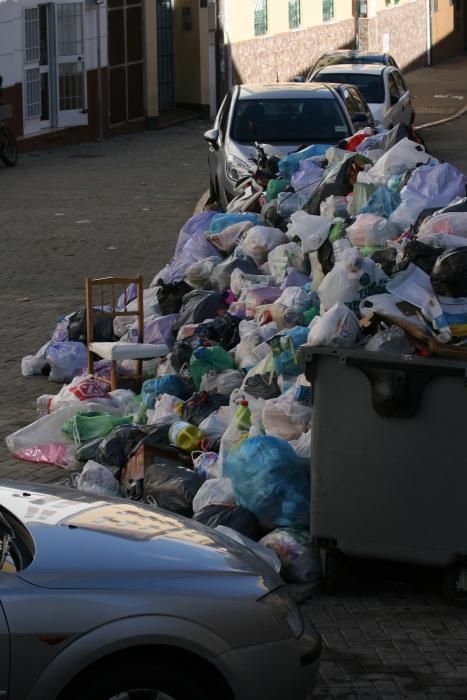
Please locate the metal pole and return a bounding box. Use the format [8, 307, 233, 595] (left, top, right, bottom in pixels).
[96, 0, 104, 142]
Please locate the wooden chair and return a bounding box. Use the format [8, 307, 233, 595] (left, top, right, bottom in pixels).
[85, 275, 169, 391]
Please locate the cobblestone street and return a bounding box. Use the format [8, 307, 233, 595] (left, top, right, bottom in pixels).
[2, 117, 467, 699]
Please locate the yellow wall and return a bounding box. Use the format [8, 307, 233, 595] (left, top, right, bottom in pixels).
[226, 0, 354, 44]
[173, 0, 201, 104]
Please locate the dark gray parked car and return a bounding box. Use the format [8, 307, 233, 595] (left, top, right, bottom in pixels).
[0, 481, 321, 700]
[204, 82, 374, 208]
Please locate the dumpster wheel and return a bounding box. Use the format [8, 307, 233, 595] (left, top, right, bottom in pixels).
[442, 565, 467, 607]
[320, 548, 339, 595]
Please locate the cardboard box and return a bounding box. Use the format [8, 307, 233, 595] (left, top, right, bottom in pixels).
[120, 442, 192, 491]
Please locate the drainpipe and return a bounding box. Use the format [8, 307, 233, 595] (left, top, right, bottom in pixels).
[95, 0, 104, 141]
[215, 0, 227, 107]
[426, 0, 432, 66]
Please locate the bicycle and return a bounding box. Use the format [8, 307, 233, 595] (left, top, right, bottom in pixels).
[0, 75, 17, 167]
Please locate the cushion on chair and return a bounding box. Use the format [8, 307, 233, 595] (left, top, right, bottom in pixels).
[89, 342, 169, 361]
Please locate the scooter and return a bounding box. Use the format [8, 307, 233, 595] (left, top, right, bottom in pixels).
[226, 142, 281, 214]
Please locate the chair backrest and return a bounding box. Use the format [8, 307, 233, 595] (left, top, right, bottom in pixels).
[85, 275, 144, 344]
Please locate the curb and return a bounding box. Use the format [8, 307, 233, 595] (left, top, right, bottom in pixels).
[415, 105, 467, 131]
[194, 189, 210, 214]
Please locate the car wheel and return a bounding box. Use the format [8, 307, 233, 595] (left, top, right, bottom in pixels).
[63, 659, 213, 700]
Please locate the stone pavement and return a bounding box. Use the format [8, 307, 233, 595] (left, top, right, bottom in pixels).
[406, 54, 467, 128]
[3, 64, 467, 699]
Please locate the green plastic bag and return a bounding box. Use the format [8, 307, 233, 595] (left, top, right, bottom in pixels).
[189, 346, 234, 390]
[62, 411, 134, 446]
[266, 178, 290, 202]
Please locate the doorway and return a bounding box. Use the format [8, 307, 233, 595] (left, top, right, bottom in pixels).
[108, 0, 144, 125]
[157, 0, 175, 112]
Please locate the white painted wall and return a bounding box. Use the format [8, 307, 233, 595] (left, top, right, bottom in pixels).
[0, 0, 108, 89]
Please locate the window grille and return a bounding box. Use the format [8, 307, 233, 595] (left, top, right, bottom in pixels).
[322, 0, 334, 22]
[25, 67, 41, 118]
[254, 0, 267, 36]
[25, 7, 40, 62]
[289, 0, 300, 29]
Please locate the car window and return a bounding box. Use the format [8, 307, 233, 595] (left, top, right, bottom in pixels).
[348, 87, 369, 115]
[218, 91, 233, 141]
[393, 70, 407, 96]
[340, 88, 359, 117]
[315, 72, 385, 104]
[231, 97, 351, 144]
[388, 72, 400, 102]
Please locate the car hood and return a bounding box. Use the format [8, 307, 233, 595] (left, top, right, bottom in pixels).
[228, 139, 332, 166]
[0, 482, 281, 592]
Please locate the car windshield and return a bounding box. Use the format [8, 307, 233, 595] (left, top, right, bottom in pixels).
[316, 73, 385, 104]
[231, 98, 350, 144]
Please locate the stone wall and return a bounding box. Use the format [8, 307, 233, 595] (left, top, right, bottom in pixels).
[230, 19, 357, 85]
[360, 0, 428, 71]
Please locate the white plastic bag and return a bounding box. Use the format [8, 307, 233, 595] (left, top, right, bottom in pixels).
[241, 226, 288, 266]
[113, 287, 160, 337]
[185, 257, 220, 289]
[146, 393, 183, 426]
[347, 213, 400, 247]
[276, 286, 314, 313]
[290, 430, 311, 458]
[230, 269, 275, 297]
[359, 293, 427, 331]
[367, 137, 430, 184]
[200, 369, 244, 395]
[199, 406, 233, 441]
[192, 478, 235, 513]
[386, 263, 451, 341]
[21, 342, 50, 377]
[268, 242, 306, 284]
[286, 210, 332, 253]
[417, 212, 467, 239]
[317, 251, 387, 312]
[216, 526, 282, 573]
[260, 529, 321, 584]
[262, 392, 311, 441]
[208, 220, 253, 254]
[77, 460, 121, 497]
[46, 342, 88, 383]
[307, 303, 360, 348]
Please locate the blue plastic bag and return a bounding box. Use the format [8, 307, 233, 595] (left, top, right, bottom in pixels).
[278, 145, 329, 179]
[141, 375, 188, 408]
[269, 326, 309, 377]
[225, 436, 310, 529]
[360, 186, 401, 218]
[209, 212, 259, 235]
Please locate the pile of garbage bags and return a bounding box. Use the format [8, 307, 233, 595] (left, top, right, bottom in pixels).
[8, 122, 467, 585]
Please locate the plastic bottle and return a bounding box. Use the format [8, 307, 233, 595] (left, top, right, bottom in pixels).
[218, 401, 251, 477]
[235, 400, 251, 431]
[169, 421, 204, 452]
[36, 394, 55, 416]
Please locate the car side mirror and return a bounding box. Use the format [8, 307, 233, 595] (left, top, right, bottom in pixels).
[390, 94, 399, 106]
[293, 76, 305, 83]
[351, 112, 369, 125]
[203, 128, 220, 148]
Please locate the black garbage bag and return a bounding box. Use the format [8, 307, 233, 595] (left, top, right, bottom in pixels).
[68, 308, 115, 343]
[194, 313, 240, 350]
[371, 248, 398, 276]
[96, 424, 171, 470]
[431, 248, 467, 298]
[172, 290, 229, 336]
[171, 336, 205, 374]
[193, 505, 260, 540]
[211, 255, 259, 292]
[144, 461, 204, 517]
[394, 240, 441, 275]
[76, 437, 104, 463]
[182, 391, 229, 426]
[244, 373, 281, 400]
[157, 280, 193, 315]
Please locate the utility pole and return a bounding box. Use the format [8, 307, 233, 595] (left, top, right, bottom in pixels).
[95, 0, 104, 142]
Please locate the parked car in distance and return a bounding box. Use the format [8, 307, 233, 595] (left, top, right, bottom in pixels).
[303, 50, 399, 81]
[204, 82, 374, 207]
[311, 63, 414, 129]
[0, 480, 321, 700]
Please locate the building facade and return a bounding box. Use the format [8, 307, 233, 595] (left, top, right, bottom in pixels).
[0, 0, 463, 150]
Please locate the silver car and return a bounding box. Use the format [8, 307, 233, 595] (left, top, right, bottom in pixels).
[204, 82, 371, 208]
[312, 63, 414, 130]
[0, 480, 321, 700]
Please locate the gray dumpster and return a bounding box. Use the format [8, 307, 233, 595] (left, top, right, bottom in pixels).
[302, 346, 467, 603]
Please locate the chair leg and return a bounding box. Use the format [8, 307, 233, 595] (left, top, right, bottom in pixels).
[136, 359, 143, 394]
[111, 361, 118, 392]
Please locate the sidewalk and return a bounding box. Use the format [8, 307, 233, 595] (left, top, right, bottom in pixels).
[406, 54, 467, 128]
